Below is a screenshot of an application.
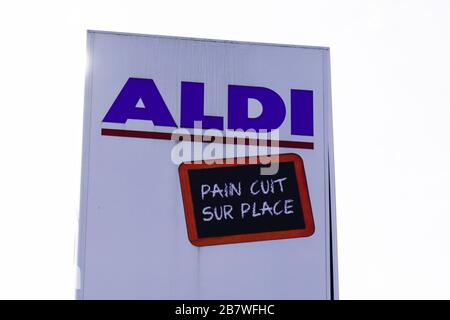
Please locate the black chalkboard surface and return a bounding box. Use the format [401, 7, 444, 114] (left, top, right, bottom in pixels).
[179, 154, 314, 246]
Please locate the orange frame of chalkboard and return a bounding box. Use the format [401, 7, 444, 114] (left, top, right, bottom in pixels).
[178, 153, 315, 246]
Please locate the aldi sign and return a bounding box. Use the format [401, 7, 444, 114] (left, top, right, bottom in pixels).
[77, 30, 338, 299]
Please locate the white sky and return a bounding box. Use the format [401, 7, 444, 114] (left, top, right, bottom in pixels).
[0, 0, 449, 299]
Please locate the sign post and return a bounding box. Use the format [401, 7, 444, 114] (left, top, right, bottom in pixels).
[77, 30, 338, 299]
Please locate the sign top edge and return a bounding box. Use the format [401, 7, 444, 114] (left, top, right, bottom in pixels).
[87, 29, 330, 51]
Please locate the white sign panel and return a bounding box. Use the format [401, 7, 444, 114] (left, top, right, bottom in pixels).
[77, 30, 338, 299]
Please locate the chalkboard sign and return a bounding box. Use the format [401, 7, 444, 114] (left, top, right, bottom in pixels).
[179, 153, 314, 246]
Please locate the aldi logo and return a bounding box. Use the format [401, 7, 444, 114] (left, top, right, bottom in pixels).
[102, 77, 314, 136]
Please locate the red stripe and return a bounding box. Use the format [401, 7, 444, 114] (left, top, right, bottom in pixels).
[101, 128, 314, 150]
